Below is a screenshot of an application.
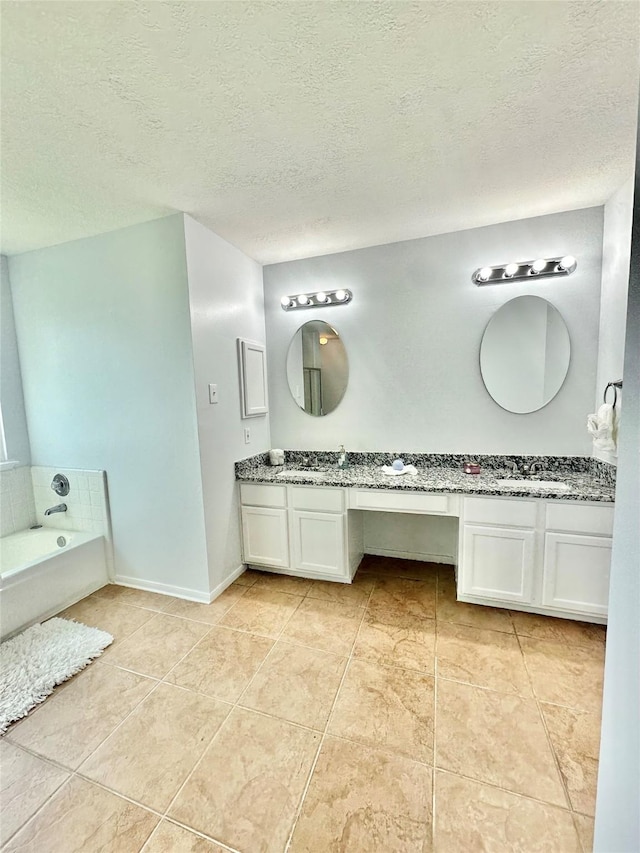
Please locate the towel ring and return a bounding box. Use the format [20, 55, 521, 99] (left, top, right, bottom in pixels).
[604, 381, 622, 408]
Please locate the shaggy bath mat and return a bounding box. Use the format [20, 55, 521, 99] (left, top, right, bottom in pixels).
[0, 617, 113, 733]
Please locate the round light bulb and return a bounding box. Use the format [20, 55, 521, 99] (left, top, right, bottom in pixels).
[335, 289, 347, 301]
[319, 336, 328, 345]
[316, 291, 328, 303]
[477, 267, 492, 282]
[530, 259, 547, 274]
[504, 263, 519, 278]
[559, 255, 577, 273]
[297, 294, 310, 306]
[280, 295, 291, 307]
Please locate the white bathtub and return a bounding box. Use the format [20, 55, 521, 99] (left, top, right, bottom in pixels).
[0, 528, 108, 640]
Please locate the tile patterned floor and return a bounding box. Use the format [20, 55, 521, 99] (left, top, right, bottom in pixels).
[1, 556, 604, 852]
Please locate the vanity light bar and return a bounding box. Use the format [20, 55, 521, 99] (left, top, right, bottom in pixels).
[472, 256, 577, 286]
[280, 289, 353, 310]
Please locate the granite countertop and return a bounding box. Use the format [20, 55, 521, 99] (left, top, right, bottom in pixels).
[236, 452, 616, 503]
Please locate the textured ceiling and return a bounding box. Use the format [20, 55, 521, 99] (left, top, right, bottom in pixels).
[1, 1, 638, 262]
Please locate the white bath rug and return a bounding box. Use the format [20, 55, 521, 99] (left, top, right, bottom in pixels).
[0, 617, 113, 733]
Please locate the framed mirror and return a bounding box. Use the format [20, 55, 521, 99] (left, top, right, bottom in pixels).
[480, 295, 570, 413]
[286, 320, 348, 416]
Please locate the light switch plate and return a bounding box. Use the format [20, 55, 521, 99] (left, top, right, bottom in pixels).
[244, 427, 251, 444]
[208, 384, 218, 404]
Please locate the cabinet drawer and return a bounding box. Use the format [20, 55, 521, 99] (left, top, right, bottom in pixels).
[350, 489, 451, 515]
[545, 503, 614, 536]
[291, 486, 344, 513]
[239, 483, 287, 509]
[463, 497, 537, 528]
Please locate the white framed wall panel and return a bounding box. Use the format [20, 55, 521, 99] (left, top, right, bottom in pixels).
[241, 506, 289, 568]
[238, 338, 269, 417]
[543, 532, 612, 616]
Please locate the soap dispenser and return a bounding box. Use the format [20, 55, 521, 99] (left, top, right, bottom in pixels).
[337, 444, 349, 470]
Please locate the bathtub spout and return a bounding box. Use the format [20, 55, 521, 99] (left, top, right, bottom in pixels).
[44, 503, 67, 516]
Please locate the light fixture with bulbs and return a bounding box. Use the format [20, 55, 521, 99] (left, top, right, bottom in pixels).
[472, 256, 577, 286]
[280, 288, 353, 310]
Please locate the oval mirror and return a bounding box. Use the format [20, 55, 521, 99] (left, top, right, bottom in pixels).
[480, 295, 570, 414]
[286, 320, 348, 416]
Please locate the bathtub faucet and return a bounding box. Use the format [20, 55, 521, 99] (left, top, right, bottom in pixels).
[44, 503, 67, 516]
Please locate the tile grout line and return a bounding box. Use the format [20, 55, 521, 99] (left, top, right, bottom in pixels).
[282, 576, 377, 852]
[513, 628, 576, 816]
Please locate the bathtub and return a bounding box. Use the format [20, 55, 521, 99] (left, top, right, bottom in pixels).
[0, 528, 108, 641]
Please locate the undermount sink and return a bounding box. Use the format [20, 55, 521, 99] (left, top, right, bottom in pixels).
[276, 469, 327, 479]
[496, 479, 571, 492]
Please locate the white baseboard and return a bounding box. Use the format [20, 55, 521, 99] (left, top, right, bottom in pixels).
[113, 574, 211, 604]
[207, 564, 246, 603]
[365, 548, 455, 565]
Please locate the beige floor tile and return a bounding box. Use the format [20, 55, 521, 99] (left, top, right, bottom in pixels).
[436, 622, 532, 696]
[358, 555, 441, 582]
[169, 707, 319, 853]
[329, 658, 435, 763]
[437, 575, 515, 633]
[8, 663, 154, 769]
[143, 821, 227, 852]
[165, 585, 247, 626]
[574, 813, 595, 853]
[58, 596, 154, 646]
[520, 637, 605, 713]
[281, 597, 364, 655]
[367, 576, 436, 621]
[252, 571, 313, 595]
[103, 614, 209, 678]
[289, 736, 432, 853]
[3, 776, 158, 852]
[434, 770, 581, 852]
[79, 683, 229, 812]
[219, 586, 302, 637]
[353, 610, 436, 673]
[511, 611, 606, 647]
[436, 679, 567, 806]
[166, 625, 273, 702]
[233, 569, 261, 587]
[93, 585, 178, 612]
[240, 641, 347, 729]
[0, 742, 69, 846]
[307, 574, 376, 607]
[541, 703, 601, 816]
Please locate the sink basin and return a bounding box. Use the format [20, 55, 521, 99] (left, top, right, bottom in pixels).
[276, 470, 327, 479]
[496, 479, 570, 492]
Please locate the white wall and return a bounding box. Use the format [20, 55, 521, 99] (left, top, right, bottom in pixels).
[183, 215, 270, 593]
[8, 215, 211, 599]
[264, 207, 604, 455]
[0, 255, 31, 463]
[594, 174, 639, 853]
[594, 177, 634, 464]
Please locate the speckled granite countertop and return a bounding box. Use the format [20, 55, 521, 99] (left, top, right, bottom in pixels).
[236, 452, 616, 503]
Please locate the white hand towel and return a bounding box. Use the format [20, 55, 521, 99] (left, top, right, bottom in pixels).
[587, 404, 617, 453]
[381, 464, 418, 476]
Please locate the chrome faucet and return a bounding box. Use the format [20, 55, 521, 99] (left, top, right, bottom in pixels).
[507, 461, 541, 478]
[44, 503, 67, 516]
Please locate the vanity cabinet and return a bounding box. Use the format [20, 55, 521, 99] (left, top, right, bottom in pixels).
[239, 483, 354, 582]
[239, 484, 290, 569]
[457, 496, 613, 622]
[239, 480, 612, 623]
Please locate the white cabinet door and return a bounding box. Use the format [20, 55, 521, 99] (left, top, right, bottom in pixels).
[241, 506, 289, 568]
[292, 511, 346, 578]
[543, 533, 611, 616]
[460, 525, 536, 603]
